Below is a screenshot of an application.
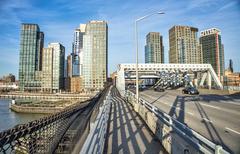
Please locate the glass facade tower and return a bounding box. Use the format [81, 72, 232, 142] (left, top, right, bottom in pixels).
[145, 32, 164, 63]
[48, 43, 65, 92]
[72, 24, 86, 76]
[19, 23, 44, 91]
[82, 21, 108, 89]
[169, 25, 202, 64]
[200, 28, 225, 81]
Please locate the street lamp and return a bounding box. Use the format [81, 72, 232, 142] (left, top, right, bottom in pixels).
[135, 11, 165, 104]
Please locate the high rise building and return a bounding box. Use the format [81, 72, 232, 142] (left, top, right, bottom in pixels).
[67, 54, 73, 77]
[73, 24, 86, 54]
[47, 43, 65, 92]
[65, 53, 83, 92]
[42, 43, 65, 93]
[42, 48, 54, 92]
[82, 21, 108, 89]
[169, 25, 202, 64]
[200, 28, 225, 80]
[145, 32, 164, 63]
[19, 23, 44, 91]
[72, 24, 86, 76]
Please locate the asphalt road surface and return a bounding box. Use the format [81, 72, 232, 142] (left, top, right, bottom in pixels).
[139, 89, 240, 154]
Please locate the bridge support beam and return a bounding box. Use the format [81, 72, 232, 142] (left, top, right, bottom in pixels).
[199, 72, 207, 87]
[193, 72, 198, 87]
[207, 71, 212, 90]
[116, 66, 125, 96]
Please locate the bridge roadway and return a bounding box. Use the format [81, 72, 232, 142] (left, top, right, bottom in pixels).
[105, 87, 166, 154]
[139, 89, 240, 154]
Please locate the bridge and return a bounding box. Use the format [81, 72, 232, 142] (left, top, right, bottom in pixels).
[116, 63, 223, 96]
[0, 84, 239, 153]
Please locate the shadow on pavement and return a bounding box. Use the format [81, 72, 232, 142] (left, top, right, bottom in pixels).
[105, 87, 165, 154]
[199, 93, 240, 102]
[166, 95, 233, 153]
[168, 96, 185, 123]
[194, 102, 232, 153]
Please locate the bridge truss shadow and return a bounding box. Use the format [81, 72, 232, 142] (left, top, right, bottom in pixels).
[168, 96, 185, 123]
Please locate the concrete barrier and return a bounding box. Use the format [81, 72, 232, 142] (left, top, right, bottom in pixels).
[138, 104, 145, 120]
[10, 104, 61, 114]
[155, 119, 163, 139]
[146, 112, 157, 133]
[161, 124, 172, 153]
[133, 102, 139, 112]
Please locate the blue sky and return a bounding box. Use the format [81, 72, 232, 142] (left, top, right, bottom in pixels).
[0, 0, 239, 79]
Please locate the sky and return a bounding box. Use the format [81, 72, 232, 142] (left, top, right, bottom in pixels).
[0, 0, 240, 79]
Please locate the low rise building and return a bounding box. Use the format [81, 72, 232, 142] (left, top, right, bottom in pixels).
[224, 70, 240, 86]
[0, 74, 15, 82]
[224, 59, 240, 87]
[65, 76, 83, 93]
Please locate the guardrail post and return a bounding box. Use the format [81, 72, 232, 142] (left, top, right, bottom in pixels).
[215, 145, 223, 154]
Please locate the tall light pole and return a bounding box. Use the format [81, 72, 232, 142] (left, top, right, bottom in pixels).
[135, 11, 165, 104]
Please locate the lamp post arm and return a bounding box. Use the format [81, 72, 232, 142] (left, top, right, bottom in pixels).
[136, 12, 164, 22]
[134, 11, 165, 104]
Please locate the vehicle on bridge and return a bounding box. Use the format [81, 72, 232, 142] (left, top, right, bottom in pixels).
[154, 86, 165, 92]
[182, 86, 199, 95]
[139, 85, 147, 91]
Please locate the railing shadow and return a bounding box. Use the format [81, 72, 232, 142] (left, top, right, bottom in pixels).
[194, 102, 232, 153]
[168, 94, 233, 153]
[106, 87, 164, 154]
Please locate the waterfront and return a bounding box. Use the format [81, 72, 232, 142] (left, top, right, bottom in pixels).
[0, 99, 46, 132]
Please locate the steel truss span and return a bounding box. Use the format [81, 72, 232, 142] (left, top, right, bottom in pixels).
[0, 88, 107, 154]
[116, 63, 223, 96]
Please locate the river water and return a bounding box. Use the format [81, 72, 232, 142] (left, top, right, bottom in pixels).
[0, 99, 46, 132]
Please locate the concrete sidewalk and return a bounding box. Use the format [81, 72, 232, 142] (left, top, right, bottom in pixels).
[104, 87, 166, 154]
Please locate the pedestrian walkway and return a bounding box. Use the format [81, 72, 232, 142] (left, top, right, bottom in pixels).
[105, 87, 166, 154]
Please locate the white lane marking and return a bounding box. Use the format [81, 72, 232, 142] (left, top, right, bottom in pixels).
[187, 112, 194, 115]
[202, 118, 212, 123]
[224, 101, 240, 106]
[225, 127, 240, 135]
[201, 103, 220, 109]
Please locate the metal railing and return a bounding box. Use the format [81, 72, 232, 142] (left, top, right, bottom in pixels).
[80, 86, 112, 154]
[0, 88, 108, 154]
[126, 90, 229, 154]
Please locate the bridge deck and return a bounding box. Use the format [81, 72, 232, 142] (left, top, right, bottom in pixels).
[104, 87, 166, 154]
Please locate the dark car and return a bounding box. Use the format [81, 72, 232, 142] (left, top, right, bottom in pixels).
[154, 86, 165, 92]
[182, 87, 199, 95]
[139, 85, 147, 91]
